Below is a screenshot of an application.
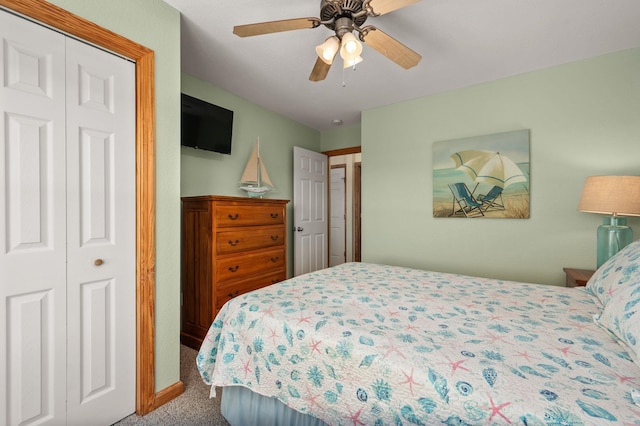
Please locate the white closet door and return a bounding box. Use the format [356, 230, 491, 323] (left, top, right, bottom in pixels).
[65, 37, 136, 425]
[1, 10, 136, 426]
[329, 166, 346, 267]
[0, 10, 68, 425]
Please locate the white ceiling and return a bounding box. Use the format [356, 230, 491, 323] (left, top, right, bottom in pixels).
[163, 0, 640, 132]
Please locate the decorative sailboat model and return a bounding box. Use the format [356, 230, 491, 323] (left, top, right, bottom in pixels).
[239, 138, 274, 198]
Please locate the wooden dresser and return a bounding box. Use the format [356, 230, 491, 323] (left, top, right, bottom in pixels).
[181, 195, 289, 349]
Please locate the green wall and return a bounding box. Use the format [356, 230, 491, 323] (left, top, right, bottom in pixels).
[49, 0, 182, 392]
[320, 123, 361, 151]
[362, 48, 640, 286]
[180, 73, 321, 276]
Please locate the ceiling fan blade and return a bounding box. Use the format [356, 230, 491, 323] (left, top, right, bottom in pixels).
[362, 27, 421, 69]
[367, 0, 422, 16]
[233, 18, 320, 37]
[309, 57, 332, 82]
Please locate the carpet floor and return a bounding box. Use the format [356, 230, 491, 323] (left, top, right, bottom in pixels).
[113, 345, 230, 425]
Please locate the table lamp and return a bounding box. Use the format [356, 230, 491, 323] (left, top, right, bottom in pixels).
[578, 176, 640, 267]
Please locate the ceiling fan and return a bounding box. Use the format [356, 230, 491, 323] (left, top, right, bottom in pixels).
[233, 0, 423, 82]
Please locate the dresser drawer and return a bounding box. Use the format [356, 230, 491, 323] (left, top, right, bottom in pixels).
[216, 269, 285, 311]
[215, 204, 285, 227]
[216, 247, 285, 282]
[216, 226, 284, 255]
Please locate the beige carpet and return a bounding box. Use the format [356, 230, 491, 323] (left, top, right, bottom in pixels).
[114, 345, 230, 425]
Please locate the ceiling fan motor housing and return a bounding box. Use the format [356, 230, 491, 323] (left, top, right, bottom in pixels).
[320, 0, 368, 35]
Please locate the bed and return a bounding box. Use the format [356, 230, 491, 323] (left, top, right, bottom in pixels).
[197, 241, 640, 425]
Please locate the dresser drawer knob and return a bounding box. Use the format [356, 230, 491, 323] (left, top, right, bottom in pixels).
[228, 213, 239, 220]
[228, 265, 239, 272]
[227, 290, 239, 298]
[270, 256, 279, 263]
[228, 239, 239, 246]
[270, 213, 278, 219]
[270, 235, 279, 241]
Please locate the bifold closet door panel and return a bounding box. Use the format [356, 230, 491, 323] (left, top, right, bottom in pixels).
[0, 10, 68, 425]
[64, 37, 136, 425]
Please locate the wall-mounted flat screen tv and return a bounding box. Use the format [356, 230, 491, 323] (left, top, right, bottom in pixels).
[181, 93, 234, 154]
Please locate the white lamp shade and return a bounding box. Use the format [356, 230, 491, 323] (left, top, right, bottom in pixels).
[339, 32, 362, 60]
[578, 175, 640, 216]
[343, 55, 363, 68]
[315, 36, 339, 65]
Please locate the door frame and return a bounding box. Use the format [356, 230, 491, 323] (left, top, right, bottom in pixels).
[329, 164, 347, 266]
[354, 161, 361, 262]
[0, 0, 160, 415]
[323, 146, 362, 264]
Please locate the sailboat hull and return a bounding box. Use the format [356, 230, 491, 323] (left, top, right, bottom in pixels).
[240, 186, 272, 198]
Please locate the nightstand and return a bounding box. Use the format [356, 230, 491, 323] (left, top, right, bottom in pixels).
[563, 267, 596, 287]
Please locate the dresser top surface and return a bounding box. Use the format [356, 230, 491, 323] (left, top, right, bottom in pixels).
[181, 195, 289, 205]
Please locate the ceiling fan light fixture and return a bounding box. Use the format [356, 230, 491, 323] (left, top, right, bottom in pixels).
[343, 55, 363, 68]
[339, 32, 362, 60]
[315, 36, 340, 64]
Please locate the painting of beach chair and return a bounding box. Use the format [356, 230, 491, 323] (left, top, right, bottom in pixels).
[477, 185, 505, 212]
[449, 182, 484, 217]
[433, 130, 530, 219]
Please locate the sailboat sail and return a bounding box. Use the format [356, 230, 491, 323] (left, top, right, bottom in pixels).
[240, 138, 273, 197]
[257, 157, 273, 187]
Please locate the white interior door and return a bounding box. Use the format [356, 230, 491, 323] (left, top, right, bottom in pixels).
[329, 166, 346, 267]
[65, 37, 136, 425]
[0, 10, 136, 425]
[293, 147, 328, 276]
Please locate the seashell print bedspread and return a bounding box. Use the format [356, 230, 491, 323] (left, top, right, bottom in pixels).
[196, 262, 640, 425]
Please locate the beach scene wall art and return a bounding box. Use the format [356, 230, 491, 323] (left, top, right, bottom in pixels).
[433, 130, 530, 218]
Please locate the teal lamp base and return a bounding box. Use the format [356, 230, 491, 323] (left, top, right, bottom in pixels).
[596, 216, 632, 268]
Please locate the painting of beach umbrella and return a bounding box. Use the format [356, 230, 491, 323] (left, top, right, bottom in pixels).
[450, 150, 528, 189]
[433, 129, 530, 218]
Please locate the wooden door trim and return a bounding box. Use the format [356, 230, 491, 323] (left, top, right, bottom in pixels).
[325, 148, 361, 264]
[0, 0, 158, 415]
[354, 162, 362, 262]
[323, 146, 361, 157]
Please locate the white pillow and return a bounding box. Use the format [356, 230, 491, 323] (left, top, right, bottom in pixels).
[596, 283, 640, 364]
[585, 239, 640, 306]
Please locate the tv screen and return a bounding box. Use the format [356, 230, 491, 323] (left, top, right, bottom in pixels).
[181, 93, 234, 154]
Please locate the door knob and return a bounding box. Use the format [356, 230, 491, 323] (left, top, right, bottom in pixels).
[94, 259, 104, 266]
[296, 227, 303, 232]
